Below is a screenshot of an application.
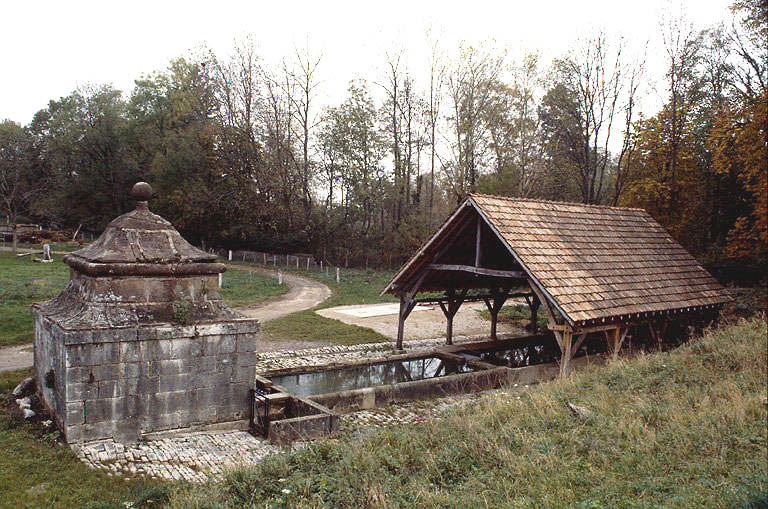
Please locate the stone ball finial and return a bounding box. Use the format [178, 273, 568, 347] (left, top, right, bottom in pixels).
[131, 182, 153, 202]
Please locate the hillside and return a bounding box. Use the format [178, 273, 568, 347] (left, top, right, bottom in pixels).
[168, 317, 767, 508]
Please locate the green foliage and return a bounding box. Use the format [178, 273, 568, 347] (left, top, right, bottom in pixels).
[171, 290, 192, 325]
[263, 310, 388, 346]
[0, 254, 289, 346]
[170, 317, 768, 507]
[257, 266, 395, 345]
[479, 303, 549, 331]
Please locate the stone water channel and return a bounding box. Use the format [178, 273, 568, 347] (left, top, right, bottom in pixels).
[74, 331, 603, 482]
[75, 335, 515, 482]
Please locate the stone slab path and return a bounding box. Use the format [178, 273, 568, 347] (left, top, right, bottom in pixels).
[72, 335, 523, 482]
[75, 388, 515, 483]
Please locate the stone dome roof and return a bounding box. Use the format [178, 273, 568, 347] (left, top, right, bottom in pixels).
[63, 182, 224, 276]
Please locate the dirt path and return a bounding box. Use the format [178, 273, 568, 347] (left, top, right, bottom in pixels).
[227, 265, 332, 322]
[0, 344, 34, 373]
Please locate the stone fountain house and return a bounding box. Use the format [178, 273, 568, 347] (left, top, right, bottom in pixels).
[32, 183, 261, 444]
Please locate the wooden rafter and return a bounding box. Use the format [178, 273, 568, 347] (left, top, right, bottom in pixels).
[428, 264, 525, 279]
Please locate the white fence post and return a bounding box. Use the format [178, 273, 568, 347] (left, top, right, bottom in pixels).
[336, 267, 340, 283]
[218, 273, 223, 288]
[278, 270, 283, 285]
[228, 250, 232, 261]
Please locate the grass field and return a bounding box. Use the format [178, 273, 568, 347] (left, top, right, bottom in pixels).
[0, 253, 287, 348]
[218, 267, 288, 307]
[169, 315, 768, 508]
[0, 368, 166, 508]
[0, 253, 70, 347]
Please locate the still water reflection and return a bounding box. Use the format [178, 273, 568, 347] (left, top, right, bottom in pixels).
[270, 357, 472, 397]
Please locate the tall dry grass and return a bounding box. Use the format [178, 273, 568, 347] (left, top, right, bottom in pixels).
[168, 316, 767, 508]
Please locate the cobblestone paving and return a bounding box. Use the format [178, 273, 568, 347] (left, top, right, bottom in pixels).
[74, 336, 509, 482]
[75, 431, 286, 483]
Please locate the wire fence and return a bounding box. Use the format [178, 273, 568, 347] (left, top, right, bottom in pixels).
[219, 249, 342, 285]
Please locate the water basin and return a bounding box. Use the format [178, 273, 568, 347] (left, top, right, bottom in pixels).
[270, 357, 474, 397]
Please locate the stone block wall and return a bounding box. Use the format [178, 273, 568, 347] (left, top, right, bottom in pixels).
[33, 310, 260, 443]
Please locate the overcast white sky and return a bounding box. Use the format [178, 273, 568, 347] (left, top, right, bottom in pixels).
[2, 0, 734, 125]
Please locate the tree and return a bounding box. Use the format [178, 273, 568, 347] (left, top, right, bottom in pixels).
[318, 83, 386, 266]
[0, 121, 38, 252]
[284, 45, 322, 223]
[30, 85, 138, 231]
[445, 44, 505, 201]
[554, 33, 639, 204]
[425, 33, 444, 228]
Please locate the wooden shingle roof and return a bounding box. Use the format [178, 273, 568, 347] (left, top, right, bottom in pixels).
[383, 193, 732, 327]
[470, 194, 731, 324]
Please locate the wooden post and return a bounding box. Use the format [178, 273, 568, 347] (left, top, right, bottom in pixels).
[445, 306, 454, 345]
[397, 296, 407, 350]
[396, 294, 417, 350]
[559, 330, 573, 378]
[483, 288, 508, 340]
[475, 215, 482, 267]
[529, 294, 540, 333]
[438, 288, 467, 345]
[394, 271, 428, 350]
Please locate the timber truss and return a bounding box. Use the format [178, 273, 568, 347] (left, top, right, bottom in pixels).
[386, 196, 725, 378]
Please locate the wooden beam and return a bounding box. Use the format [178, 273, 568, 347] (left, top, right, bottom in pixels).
[616, 327, 630, 354]
[552, 330, 563, 350]
[475, 215, 482, 268]
[571, 333, 587, 356]
[529, 282, 558, 326]
[413, 292, 532, 305]
[428, 264, 525, 278]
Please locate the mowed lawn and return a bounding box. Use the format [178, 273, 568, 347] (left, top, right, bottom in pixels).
[0, 252, 287, 348]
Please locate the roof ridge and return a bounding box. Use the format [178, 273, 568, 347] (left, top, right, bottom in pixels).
[468, 193, 647, 212]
